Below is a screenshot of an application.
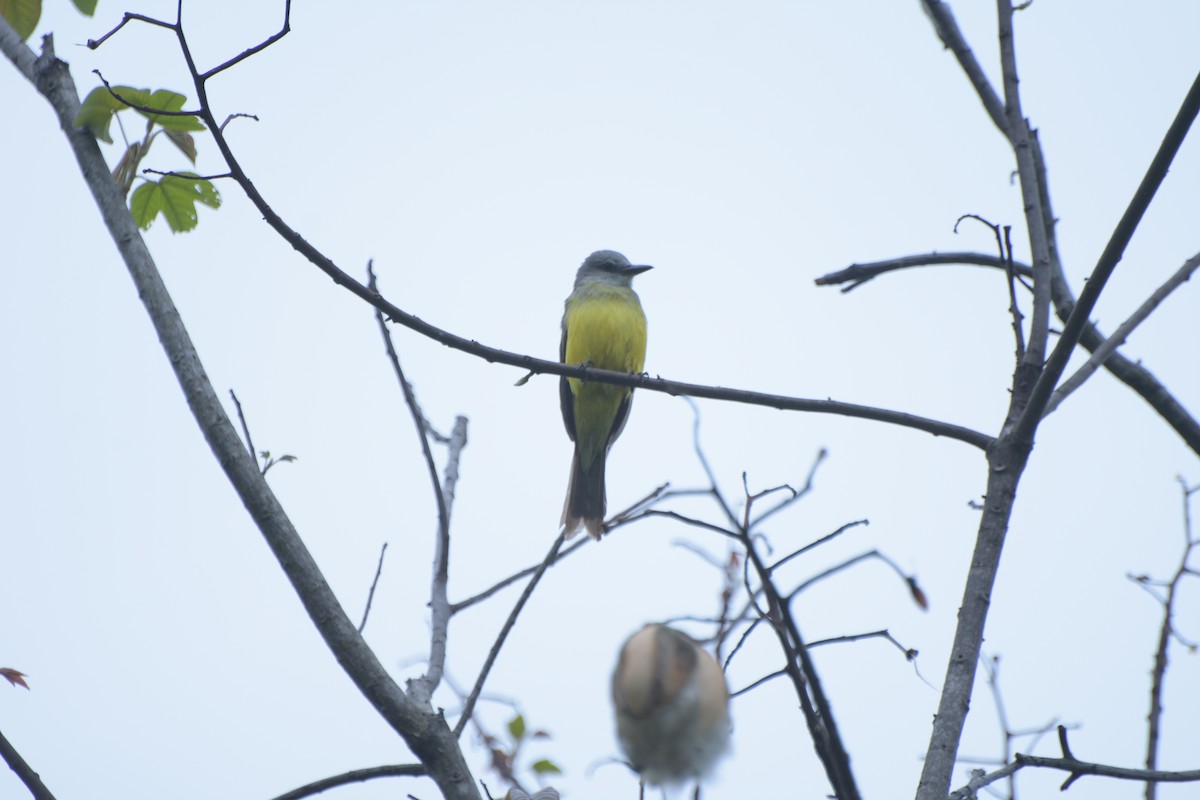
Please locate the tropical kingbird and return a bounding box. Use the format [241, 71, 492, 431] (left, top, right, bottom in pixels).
[559, 250, 651, 539]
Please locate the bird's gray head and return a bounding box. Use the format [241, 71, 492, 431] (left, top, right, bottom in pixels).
[575, 250, 653, 288]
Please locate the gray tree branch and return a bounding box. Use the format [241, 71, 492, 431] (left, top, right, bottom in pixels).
[0, 21, 480, 800]
[815, 252, 1200, 455]
[1043, 252, 1200, 417]
[0, 727, 56, 800]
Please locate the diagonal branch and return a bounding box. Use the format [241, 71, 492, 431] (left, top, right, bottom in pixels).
[268, 764, 426, 800]
[0, 727, 57, 800]
[1012, 67, 1200, 445]
[453, 535, 565, 738]
[996, 1, 1052, 373]
[920, 0, 1008, 135]
[1043, 251, 1200, 417]
[74, 7, 995, 452]
[949, 725, 1200, 799]
[815, 252, 1200, 455]
[368, 264, 457, 703]
[0, 23, 480, 800]
[1142, 478, 1200, 800]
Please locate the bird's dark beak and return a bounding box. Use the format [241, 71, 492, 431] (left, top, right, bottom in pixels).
[624, 264, 653, 276]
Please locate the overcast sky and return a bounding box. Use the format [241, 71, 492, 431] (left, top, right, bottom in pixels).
[3, 2, 1199, 799]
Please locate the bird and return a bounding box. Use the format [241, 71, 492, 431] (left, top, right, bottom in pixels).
[611, 624, 732, 793]
[559, 250, 651, 539]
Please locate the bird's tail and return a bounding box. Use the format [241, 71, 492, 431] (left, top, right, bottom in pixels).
[562, 449, 606, 540]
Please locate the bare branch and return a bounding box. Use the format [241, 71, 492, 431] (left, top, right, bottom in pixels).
[268, 764, 426, 800]
[0, 25, 480, 800]
[996, 0, 1052, 374]
[749, 448, 828, 529]
[769, 519, 869, 575]
[367, 263, 462, 703]
[1044, 252, 1200, 417]
[0, 727, 57, 800]
[229, 389, 257, 460]
[92, 69, 202, 116]
[162, 39, 1001, 453]
[358, 542, 389, 634]
[86, 11, 175, 50]
[197, 0, 293, 80]
[730, 668, 787, 699]
[954, 215, 1026, 361]
[816, 250, 1200, 455]
[454, 535, 566, 738]
[1142, 478, 1200, 799]
[950, 725, 1200, 799]
[808, 629, 919, 661]
[1013, 68, 1200, 445]
[453, 481, 666, 613]
[815, 251, 1030, 291]
[919, 0, 1008, 135]
[786, 549, 918, 604]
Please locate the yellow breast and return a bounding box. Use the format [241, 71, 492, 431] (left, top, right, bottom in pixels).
[563, 284, 648, 374]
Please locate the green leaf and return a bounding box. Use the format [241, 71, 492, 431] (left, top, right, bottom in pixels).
[70, 0, 97, 15]
[74, 85, 150, 143]
[164, 129, 198, 164]
[129, 172, 221, 233]
[0, 0, 41, 40]
[530, 759, 562, 775]
[136, 89, 205, 132]
[506, 714, 526, 743]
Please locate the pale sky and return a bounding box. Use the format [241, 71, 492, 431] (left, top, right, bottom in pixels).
[3, 2, 1199, 799]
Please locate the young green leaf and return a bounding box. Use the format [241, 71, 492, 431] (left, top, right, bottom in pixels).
[71, 0, 97, 14]
[0, 0, 41, 41]
[130, 172, 221, 233]
[74, 85, 150, 143]
[136, 89, 206, 132]
[530, 759, 562, 775]
[506, 714, 526, 743]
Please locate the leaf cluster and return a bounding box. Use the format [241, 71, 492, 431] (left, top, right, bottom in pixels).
[74, 85, 220, 232]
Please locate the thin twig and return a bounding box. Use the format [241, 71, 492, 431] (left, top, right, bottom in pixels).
[450, 537, 589, 614]
[980, 654, 1016, 800]
[0, 14, 483, 800]
[0, 727, 57, 800]
[996, 0, 1052, 376]
[268, 764, 426, 800]
[369, 264, 455, 703]
[1004, 226, 1026, 361]
[786, 549, 911, 602]
[815, 250, 1200, 455]
[749, 448, 828, 528]
[127, 20, 1003, 452]
[1143, 478, 1200, 800]
[454, 535, 566, 738]
[358, 542, 389, 634]
[686, 398, 739, 528]
[919, 0, 1008, 135]
[769, 519, 870, 574]
[229, 389, 257, 460]
[1043, 252, 1200, 417]
[1013, 68, 1200, 445]
[730, 668, 786, 699]
[950, 725, 1200, 799]
[86, 12, 175, 49]
[197, 0, 292, 80]
[815, 251, 1031, 291]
